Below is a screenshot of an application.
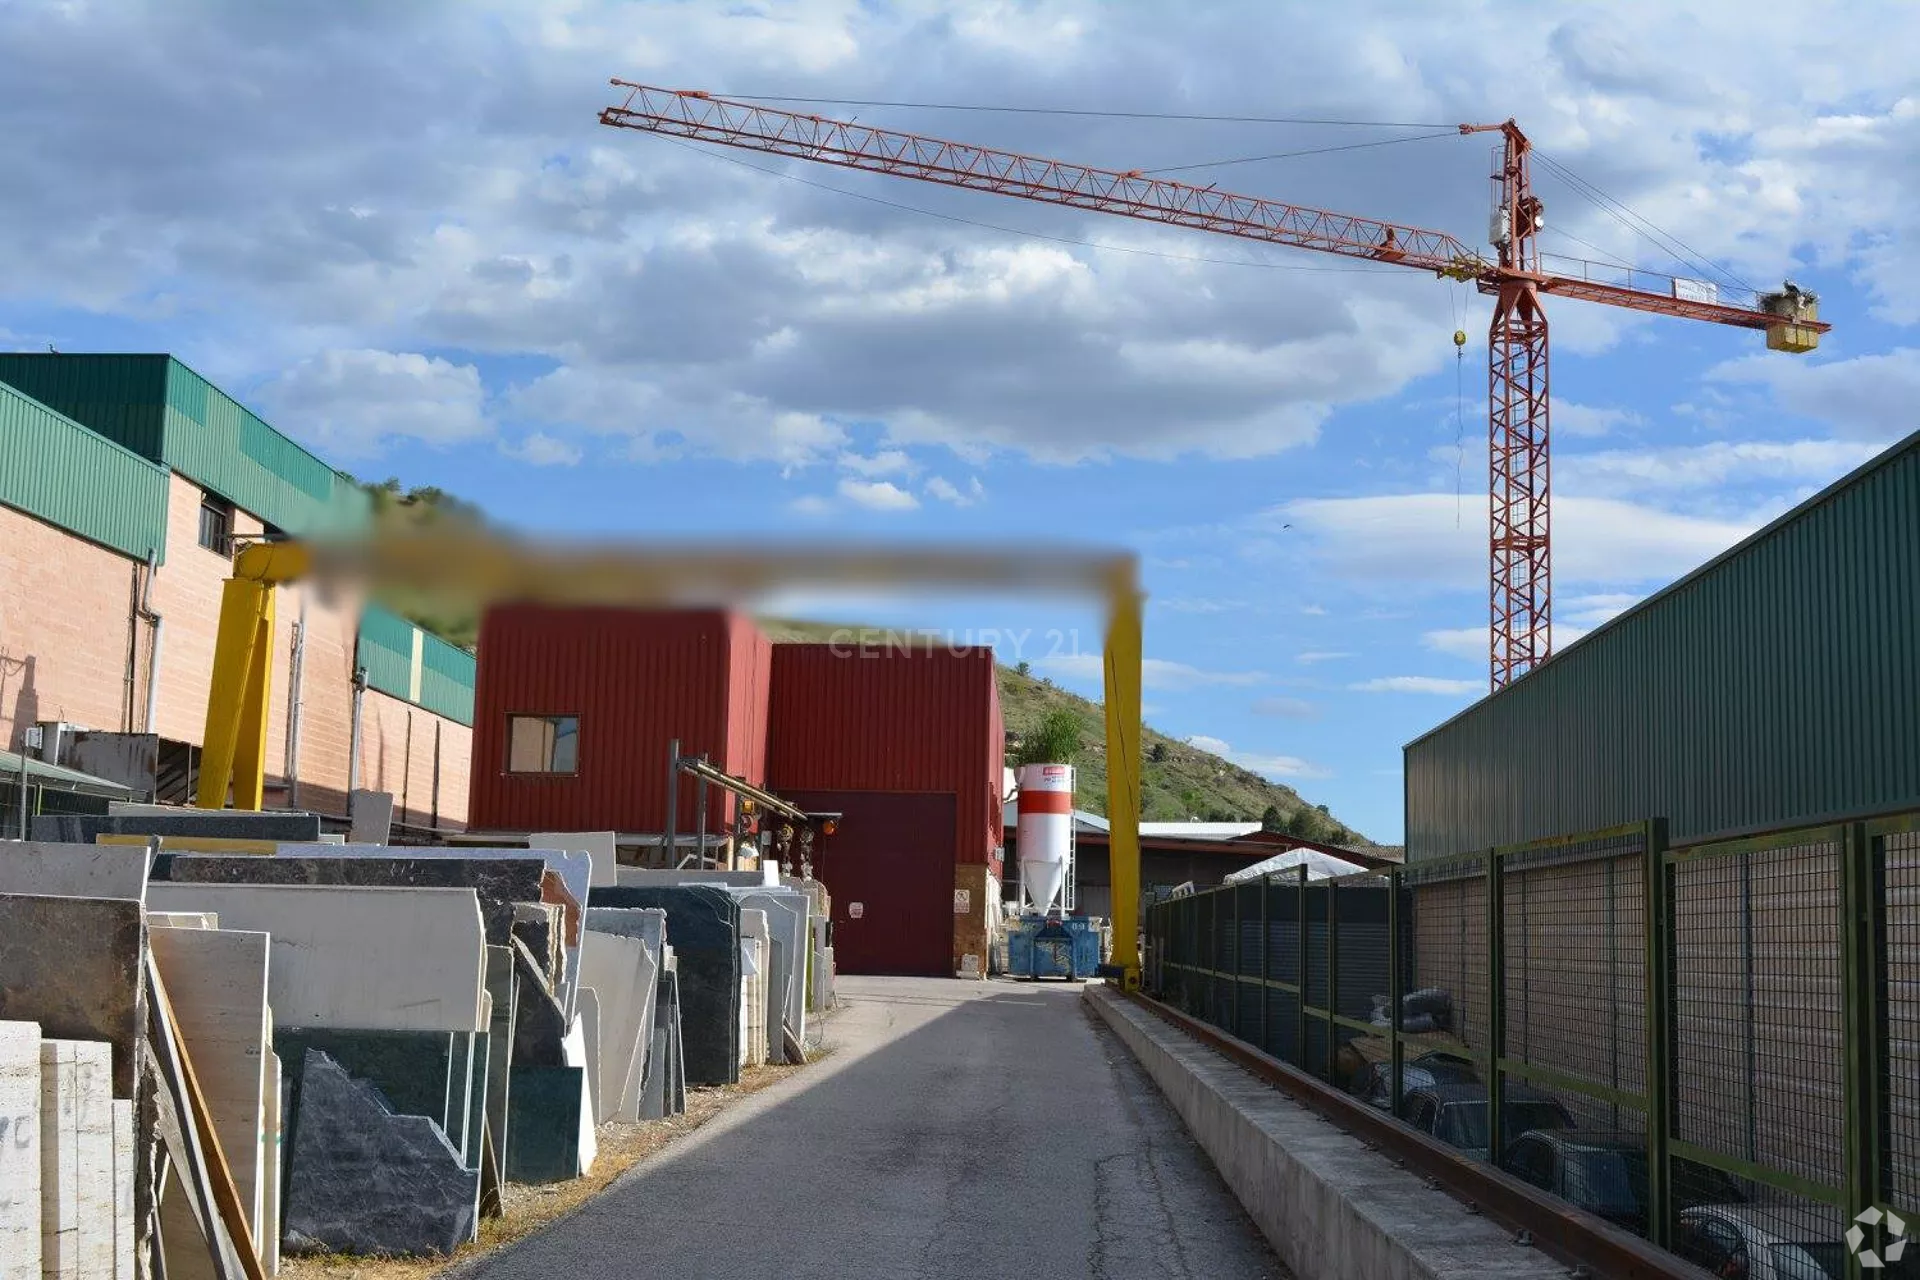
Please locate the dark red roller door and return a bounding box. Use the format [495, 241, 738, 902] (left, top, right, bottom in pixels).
[783, 790, 954, 977]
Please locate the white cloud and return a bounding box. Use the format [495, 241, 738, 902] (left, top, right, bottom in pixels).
[258, 349, 488, 456]
[1561, 438, 1884, 496]
[839, 450, 915, 478]
[1156, 597, 1242, 615]
[1185, 735, 1332, 782]
[502, 431, 581, 466]
[925, 475, 985, 506]
[788, 494, 833, 517]
[1352, 676, 1485, 696]
[1252, 695, 1319, 720]
[1556, 403, 1644, 439]
[1037, 653, 1267, 690]
[837, 478, 919, 511]
[1299, 604, 1328, 617]
[1296, 651, 1353, 664]
[1423, 622, 1594, 661]
[1708, 348, 1920, 442]
[1281, 493, 1757, 592]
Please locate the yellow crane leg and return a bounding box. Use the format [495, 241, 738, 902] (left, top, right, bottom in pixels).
[1102, 584, 1144, 990]
[196, 576, 276, 810]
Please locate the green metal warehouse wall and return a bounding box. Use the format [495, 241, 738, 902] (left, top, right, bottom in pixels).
[0, 353, 368, 537]
[356, 603, 476, 726]
[1404, 430, 1920, 860]
[0, 379, 170, 561]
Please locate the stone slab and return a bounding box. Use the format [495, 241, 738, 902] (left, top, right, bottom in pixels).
[509, 942, 566, 1070]
[260, 1053, 281, 1276]
[502, 1067, 587, 1185]
[147, 926, 271, 1256]
[165, 855, 547, 949]
[0, 1022, 38, 1279]
[111, 1098, 132, 1280]
[528, 833, 614, 888]
[0, 844, 150, 902]
[31, 812, 322, 843]
[737, 890, 808, 1051]
[578, 932, 649, 1124]
[562, 1017, 596, 1175]
[282, 1050, 478, 1257]
[587, 887, 739, 1086]
[147, 883, 486, 1034]
[346, 791, 394, 845]
[639, 1025, 669, 1121]
[480, 948, 515, 1196]
[40, 1039, 113, 1278]
[274, 1029, 462, 1151]
[510, 903, 563, 990]
[577, 990, 600, 1125]
[613, 868, 773, 888]
[147, 912, 218, 930]
[0, 895, 142, 1098]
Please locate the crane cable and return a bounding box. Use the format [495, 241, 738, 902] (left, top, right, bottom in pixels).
[1450, 287, 1468, 529]
[715, 93, 1457, 130]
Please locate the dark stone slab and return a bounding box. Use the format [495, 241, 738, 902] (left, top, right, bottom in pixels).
[588, 886, 738, 1085]
[510, 903, 563, 989]
[165, 856, 547, 948]
[282, 1050, 479, 1257]
[504, 1066, 587, 1184]
[0, 893, 143, 1097]
[276, 1029, 459, 1147]
[510, 939, 567, 1070]
[31, 811, 322, 842]
[664, 969, 686, 1113]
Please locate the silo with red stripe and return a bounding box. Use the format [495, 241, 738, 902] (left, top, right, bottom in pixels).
[1015, 762, 1074, 915]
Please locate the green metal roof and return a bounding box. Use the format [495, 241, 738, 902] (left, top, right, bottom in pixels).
[0, 748, 143, 798]
[0, 379, 171, 561]
[357, 603, 476, 726]
[1404, 430, 1920, 859]
[0, 353, 369, 537]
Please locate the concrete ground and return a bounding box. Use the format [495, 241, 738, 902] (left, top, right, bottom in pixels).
[465, 975, 1286, 1280]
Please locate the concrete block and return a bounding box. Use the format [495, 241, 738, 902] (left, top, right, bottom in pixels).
[147, 926, 271, 1256]
[0, 843, 150, 901]
[1085, 988, 1567, 1280]
[281, 1051, 478, 1257]
[0, 895, 143, 1098]
[147, 883, 487, 1033]
[0, 1021, 39, 1280]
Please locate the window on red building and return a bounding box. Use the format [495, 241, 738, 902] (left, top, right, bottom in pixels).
[506, 714, 579, 774]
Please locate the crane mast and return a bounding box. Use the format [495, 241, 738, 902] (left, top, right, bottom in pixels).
[600, 82, 1830, 688]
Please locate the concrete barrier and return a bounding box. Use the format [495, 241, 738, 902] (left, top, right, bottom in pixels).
[1083, 985, 1565, 1280]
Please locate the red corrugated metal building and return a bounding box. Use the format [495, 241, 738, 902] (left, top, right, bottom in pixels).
[466, 605, 771, 834]
[767, 642, 1004, 976]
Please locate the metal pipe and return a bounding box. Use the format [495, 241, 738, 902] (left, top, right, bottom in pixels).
[347, 665, 367, 795]
[16, 748, 28, 839]
[695, 754, 709, 869]
[138, 549, 163, 735]
[285, 592, 306, 807]
[663, 737, 680, 869]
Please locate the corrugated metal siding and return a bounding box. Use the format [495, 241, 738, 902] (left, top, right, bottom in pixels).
[417, 631, 476, 725]
[0, 354, 170, 460]
[1406, 432, 1920, 859]
[0, 354, 367, 537]
[767, 644, 1003, 865]
[781, 789, 956, 975]
[0, 380, 170, 561]
[467, 606, 748, 832]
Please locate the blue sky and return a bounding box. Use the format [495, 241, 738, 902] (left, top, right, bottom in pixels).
[4, 1, 1917, 842]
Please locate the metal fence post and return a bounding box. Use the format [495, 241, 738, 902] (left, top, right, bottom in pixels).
[1388, 867, 1404, 1118]
[1486, 849, 1506, 1167]
[1841, 820, 1887, 1238]
[1296, 865, 1309, 1070]
[1644, 818, 1674, 1250]
[1231, 879, 1243, 1038]
[1260, 875, 1272, 1055]
[1325, 877, 1341, 1081]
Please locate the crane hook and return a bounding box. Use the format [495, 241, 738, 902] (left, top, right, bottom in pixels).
[1453, 329, 1468, 349]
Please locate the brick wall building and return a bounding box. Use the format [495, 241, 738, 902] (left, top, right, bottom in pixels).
[0, 355, 472, 829]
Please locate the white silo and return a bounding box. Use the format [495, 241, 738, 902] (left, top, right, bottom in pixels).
[1016, 762, 1074, 914]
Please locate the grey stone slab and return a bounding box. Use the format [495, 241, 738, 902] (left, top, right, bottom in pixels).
[737, 890, 808, 1053]
[613, 868, 774, 889]
[165, 856, 547, 948]
[0, 894, 142, 1098]
[0, 843, 150, 901]
[510, 941, 567, 1070]
[510, 903, 563, 990]
[30, 812, 321, 842]
[638, 1026, 669, 1121]
[282, 1050, 478, 1257]
[275, 1029, 459, 1139]
[347, 791, 394, 845]
[588, 887, 739, 1086]
[481, 947, 516, 1196]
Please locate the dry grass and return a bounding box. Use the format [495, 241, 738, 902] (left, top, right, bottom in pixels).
[279, 1057, 814, 1280]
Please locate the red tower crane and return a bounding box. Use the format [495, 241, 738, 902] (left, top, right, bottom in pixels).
[599, 82, 1829, 687]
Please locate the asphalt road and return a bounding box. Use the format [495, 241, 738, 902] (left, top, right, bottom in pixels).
[466, 975, 1286, 1280]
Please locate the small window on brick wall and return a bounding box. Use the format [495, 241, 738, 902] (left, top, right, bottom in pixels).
[506, 715, 579, 775]
[197, 493, 234, 555]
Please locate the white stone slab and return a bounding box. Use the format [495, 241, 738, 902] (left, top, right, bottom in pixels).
[737, 891, 808, 1051]
[346, 790, 395, 845]
[529, 832, 615, 888]
[561, 1018, 596, 1175]
[261, 1051, 281, 1276]
[579, 932, 651, 1124]
[0, 1021, 39, 1280]
[0, 843, 149, 902]
[110, 1099, 132, 1280]
[148, 927, 271, 1255]
[146, 883, 487, 1033]
[577, 989, 601, 1126]
[39, 1040, 112, 1279]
